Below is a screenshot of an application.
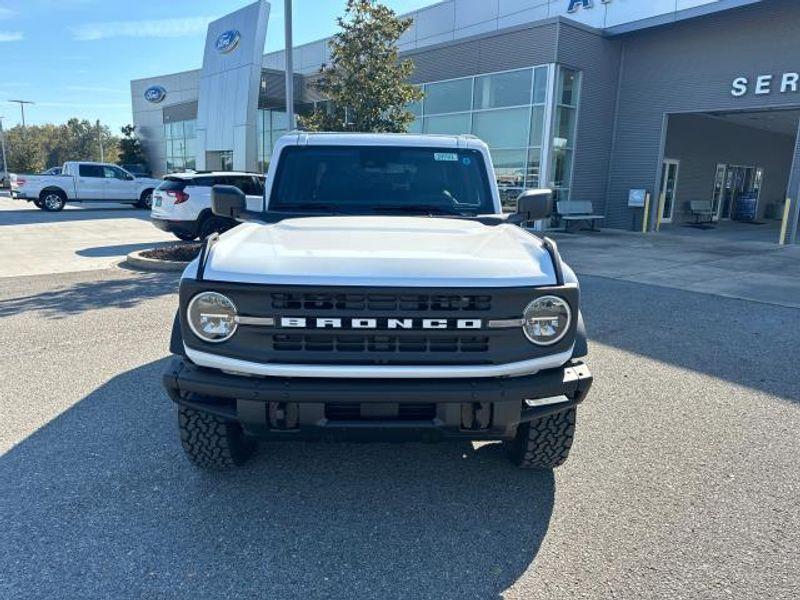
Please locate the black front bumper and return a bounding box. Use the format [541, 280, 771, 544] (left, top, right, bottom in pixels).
[163, 358, 592, 441]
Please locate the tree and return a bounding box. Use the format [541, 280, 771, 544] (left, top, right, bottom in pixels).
[299, 0, 423, 133]
[5, 126, 45, 173]
[2, 119, 119, 173]
[118, 124, 149, 168]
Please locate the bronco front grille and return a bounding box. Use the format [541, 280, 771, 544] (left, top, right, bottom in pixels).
[271, 292, 492, 312]
[272, 334, 490, 354]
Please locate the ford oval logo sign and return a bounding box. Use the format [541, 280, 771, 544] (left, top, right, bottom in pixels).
[144, 85, 166, 104]
[215, 29, 241, 54]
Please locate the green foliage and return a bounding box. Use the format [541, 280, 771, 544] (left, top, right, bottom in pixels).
[5, 127, 45, 173]
[117, 124, 149, 168]
[3, 118, 119, 173]
[298, 0, 423, 133]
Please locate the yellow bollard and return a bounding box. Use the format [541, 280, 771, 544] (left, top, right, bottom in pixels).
[779, 198, 792, 246]
[641, 192, 651, 233]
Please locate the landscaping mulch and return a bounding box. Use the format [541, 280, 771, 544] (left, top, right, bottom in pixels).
[140, 243, 202, 262]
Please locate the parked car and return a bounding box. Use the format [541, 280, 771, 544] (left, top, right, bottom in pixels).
[150, 171, 265, 240]
[162, 133, 592, 470]
[0, 168, 7, 189]
[11, 161, 161, 211]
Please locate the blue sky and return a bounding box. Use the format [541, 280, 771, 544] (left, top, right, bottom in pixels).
[0, 0, 433, 132]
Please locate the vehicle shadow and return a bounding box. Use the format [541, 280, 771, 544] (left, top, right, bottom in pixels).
[76, 242, 178, 258]
[0, 359, 555, 599]
[0, 205, 149, 226]
[0, 270, 179, 318]
[580, 275, 800, 403]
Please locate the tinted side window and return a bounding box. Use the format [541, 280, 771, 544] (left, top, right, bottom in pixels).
[190, 177, 215, 188]
[79, 164, 104, 178]
[157, 178, 187, 192]
[103, 166, 128, 179]
[253, 176, 265, 195]
[220, 175, 261, 195]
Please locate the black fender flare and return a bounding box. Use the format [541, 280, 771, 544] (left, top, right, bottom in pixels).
[573, 311, 588, 358]
[169, 310, 185, 356]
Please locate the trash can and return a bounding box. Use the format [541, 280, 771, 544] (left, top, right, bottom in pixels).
[734, 193, 758, 222]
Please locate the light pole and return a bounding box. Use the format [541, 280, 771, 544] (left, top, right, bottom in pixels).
[0, 116, 8, 183]
[96, 119, 104, 162]
[284, 0, 295, 130]
[8, 99, 34, 127]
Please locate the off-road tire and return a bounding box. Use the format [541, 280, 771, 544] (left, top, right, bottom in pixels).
[173, 231, 197, 242]
[199, 216, 234, 239]
[505, 408, 576, 469]
[178, 406, 255, 469]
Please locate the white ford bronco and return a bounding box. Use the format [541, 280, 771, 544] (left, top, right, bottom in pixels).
[163, 133, 592, 470]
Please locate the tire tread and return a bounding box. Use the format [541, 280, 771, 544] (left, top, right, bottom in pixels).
[505, 408, 576, 469]
[178, 406, 254, 469]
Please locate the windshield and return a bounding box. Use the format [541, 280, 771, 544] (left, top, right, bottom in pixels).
[268, 145, 495, 216]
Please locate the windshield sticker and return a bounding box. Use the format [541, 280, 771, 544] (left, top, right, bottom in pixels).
[461, 157, 472, 166]
[434, 152, 458, 162]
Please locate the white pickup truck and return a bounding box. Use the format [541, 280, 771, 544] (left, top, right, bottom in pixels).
[10, 161, 161, 211]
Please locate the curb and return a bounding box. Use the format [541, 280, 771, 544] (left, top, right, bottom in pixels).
[125, 249, 189, 272]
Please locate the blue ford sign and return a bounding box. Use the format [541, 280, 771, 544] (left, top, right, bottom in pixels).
[144, 85, 167, 104]
[215, 29, 241, 54]
[567, 0, 612, 12]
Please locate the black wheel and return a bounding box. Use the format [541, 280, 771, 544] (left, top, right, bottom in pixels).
[40, 190, 66, 212]
[178, 406, 255, 470]
[136, 189, 154, 209]
[33, 198, 43, 209]
[504, 408, 577, 469]
[173, 231, 197, 242]
[199, 216, 235, 239]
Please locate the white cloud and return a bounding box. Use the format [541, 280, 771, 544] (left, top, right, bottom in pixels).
[0, 31, 23, 42]
[71, 15, 214, 41]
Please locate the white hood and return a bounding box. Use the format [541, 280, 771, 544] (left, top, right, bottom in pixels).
[192, 216, 557, 288]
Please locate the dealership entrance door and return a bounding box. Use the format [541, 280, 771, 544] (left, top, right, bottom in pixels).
[711, 164, 764, 221]
[658, 109, 800, 243]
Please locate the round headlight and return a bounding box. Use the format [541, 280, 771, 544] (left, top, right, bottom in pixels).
[522, 296, 572, 345]
[187, 292, 238, 343]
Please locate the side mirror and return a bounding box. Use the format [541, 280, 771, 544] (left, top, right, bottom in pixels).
[515, 189, 553, 222]
[212, 185, 246, 219]
[126, 174, 135, 181]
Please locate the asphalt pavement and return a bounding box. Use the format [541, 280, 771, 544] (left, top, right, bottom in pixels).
[0, 193, 174, 277]
[1, 266, 797, 599]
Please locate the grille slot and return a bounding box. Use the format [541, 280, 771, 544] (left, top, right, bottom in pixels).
[273, 334, 489, 354]
[325, 403, 436, 422]
[271, 293, 491, 312]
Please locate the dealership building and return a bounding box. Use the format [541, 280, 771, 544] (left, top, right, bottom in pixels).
[131, 0, 800, 240]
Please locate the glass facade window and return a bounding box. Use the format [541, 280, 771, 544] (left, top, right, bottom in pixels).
[257, 108, 289, 173]
[549, 67, 582, 205]
[164, 118, 196, 173]
[472, 107, 531, 149]
[423, 77, 472, 115]
[408, 66, 553, 212]
[473, 69, 532, 110]
[423, 113, 471, 135]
